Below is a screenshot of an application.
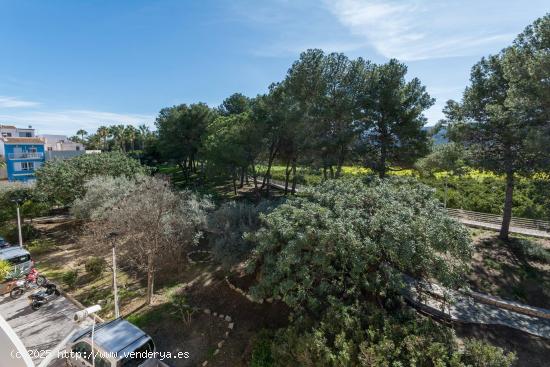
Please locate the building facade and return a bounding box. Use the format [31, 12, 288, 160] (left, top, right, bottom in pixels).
[0, 137, 45, 181]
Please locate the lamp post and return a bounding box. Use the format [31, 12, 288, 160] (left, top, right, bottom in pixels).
[107, 232, 120, 318]
[10, 198, 24, 248]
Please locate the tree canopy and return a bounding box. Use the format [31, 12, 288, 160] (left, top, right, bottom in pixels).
[444, 14, 550, 239]
[35, 152, 149, 205]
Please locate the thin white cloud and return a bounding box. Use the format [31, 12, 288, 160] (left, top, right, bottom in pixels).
[0, 110, 153, 135]
[324, 0, 514, 61]
[0, 96, 41, 108]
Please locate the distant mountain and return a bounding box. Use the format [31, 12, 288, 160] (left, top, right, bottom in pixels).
[423, 126, 448, 145]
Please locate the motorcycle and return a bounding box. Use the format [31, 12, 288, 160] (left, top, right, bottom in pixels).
[9, 267, 47, 299]
[28, 283, 60, 310]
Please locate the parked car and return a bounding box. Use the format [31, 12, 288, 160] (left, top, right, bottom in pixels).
[64, 318, 169, 367]
[0, 246, 33, 276]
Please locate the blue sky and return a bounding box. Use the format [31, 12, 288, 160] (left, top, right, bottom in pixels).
[0, 0, 548, 135]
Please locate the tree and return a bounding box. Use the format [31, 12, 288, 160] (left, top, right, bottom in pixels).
[124, 125, 138, 151]
[109, 125, 126, 151]
[204, 112, 263, 194]
[249, 178, 472, 316]
[355, 59, 434, 178]
[35, 152, 149, 205]
[76, 129, 88, 143]
[415, 142, 467, 207]
[71, 175, 140, 220]
[156, 103, 216, 180]
[97, 126, 110, 151]
[218, 93, 251, 116]
[444, 15, 550, 240]
[245, 178, 515, 366]
[84, 176, 212, 304]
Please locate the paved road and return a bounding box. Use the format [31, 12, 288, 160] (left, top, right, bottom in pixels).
[0, 290, 93, 366]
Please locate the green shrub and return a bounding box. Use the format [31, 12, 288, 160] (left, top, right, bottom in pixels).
[62, 269, 79, 289]
[461, 339, 516, 367]
[0, 259, 12, 282]
[208, 200, 277, 268]
[508, 238, 550, 264]
[250, 331, 274, 367]
[169, 292, 194, 324]
[2, 224, 40, 244]
[27, 239, 57, 255]
[85, 257, 107, 278]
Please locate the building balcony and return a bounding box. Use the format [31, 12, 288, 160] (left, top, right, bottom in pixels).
[7, 152, 44, 160]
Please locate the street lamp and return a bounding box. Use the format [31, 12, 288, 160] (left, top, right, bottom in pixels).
[10, 198, 24, 248]
[107, 232, 120, 318]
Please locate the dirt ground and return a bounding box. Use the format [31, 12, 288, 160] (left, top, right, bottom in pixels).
[454, 323, 550, 367]
[22, 216, 550, 367]
[468, 229, 550, 308]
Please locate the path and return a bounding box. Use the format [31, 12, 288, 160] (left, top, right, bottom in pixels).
[403, 276, 550, 339]
[260, 176, 550, 239]
[259, 176, 550, 338]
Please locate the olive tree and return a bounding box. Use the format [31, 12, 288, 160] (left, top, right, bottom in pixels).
[247, 178, 515, 366]
[84, 176, 212, 304]
[36, 152, 148, 205]
[249, 178, 472, 315]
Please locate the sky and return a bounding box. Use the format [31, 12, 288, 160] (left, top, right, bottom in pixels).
[0, 0, 548, 135]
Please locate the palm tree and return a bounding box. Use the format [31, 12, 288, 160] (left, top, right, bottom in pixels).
[124, 125, 138, 151]
[138, 124, 151, 150]
[97, 126, 109, 151]
[109, 125, 126, 151]
[76, 129, 88, 143]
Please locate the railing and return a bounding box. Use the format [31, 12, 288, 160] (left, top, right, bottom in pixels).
[446, 208, 550, 232]
[259, 175, 550, 234]
[7, 152, 44, 160]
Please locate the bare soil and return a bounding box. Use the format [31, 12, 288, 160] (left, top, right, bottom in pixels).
[468, 229, 550, 308]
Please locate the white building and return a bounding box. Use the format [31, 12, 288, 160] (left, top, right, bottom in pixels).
[0, 125, 36, 138]
[40, 134, 84, 152]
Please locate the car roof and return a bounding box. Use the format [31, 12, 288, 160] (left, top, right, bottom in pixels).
[0, 246, 30, 260]
[74, 318, 151, 355]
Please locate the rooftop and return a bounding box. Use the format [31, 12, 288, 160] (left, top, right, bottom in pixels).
[0, 137, 44, 144]
[0, 125, 17, 129]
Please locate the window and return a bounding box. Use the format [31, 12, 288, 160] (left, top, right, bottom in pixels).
[7, 254, 31, 265]
[72, 342, 93, 364]
[21, 162, 34, 171]
[18, 132, 32, 137]
[1, 132, 11, 137]
[70, 343, 110, 367]
[47, 147, 53, 151]
[120, 339, 154, 367]
[28, 147, 37, 153]
[76, 146, 81, 151]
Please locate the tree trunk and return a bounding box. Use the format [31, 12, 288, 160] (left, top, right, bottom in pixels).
[284, 160, 291, 194]
[232, 169, 238, 195]
[240, 167, 245, 188]
[499, 170, 514, 241]
[146, 254, 155, 305]
[261, 142, 278, 190]
[379, 144, 387, 178]
[291, 158, 297, 194]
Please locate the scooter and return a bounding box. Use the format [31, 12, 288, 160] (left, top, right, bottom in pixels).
[28, 283, 60, 310]
[10, 268, 48, 299]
